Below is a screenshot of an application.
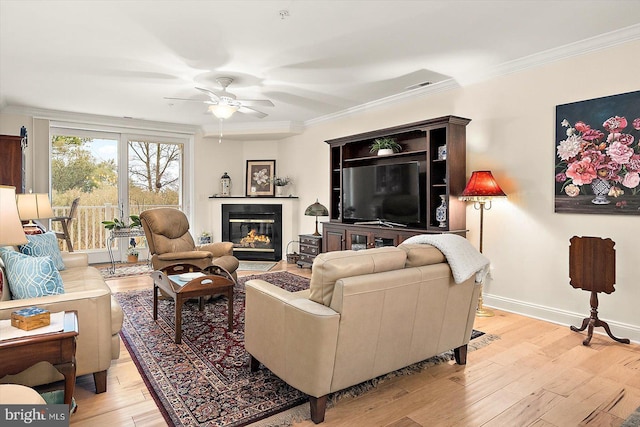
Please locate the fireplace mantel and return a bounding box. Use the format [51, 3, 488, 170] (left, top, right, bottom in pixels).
[209, 198, 299, 262]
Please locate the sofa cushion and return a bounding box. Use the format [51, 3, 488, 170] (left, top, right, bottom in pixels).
[309, 246, 407, 306]
[0, 249, 64, 299]
[398, 243, 446, 267]
[19, 232, 65, 271]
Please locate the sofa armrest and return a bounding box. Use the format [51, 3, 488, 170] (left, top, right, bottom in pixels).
[245, 279, 340, 398]
[61, 252, 89, 269]
[0, 287, 115, 381]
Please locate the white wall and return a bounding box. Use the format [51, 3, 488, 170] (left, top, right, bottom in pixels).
[271, 39, 640, 342]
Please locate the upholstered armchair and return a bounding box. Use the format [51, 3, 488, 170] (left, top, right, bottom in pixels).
[140, 208, 239, 279]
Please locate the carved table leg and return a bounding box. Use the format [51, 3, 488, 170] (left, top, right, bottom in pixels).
[571, 291, 629, 346]
[594, 318, 630, 344]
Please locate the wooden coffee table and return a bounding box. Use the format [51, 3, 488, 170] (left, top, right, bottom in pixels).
[151, 264, 235, 344]
[0, 311, 78, 407]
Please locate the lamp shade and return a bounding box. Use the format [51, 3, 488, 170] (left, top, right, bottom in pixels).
[0, 185, 28, 246]
[459, 171, 507, 201]
[304, 199, 329, 217]
[16, 193, 55, 220]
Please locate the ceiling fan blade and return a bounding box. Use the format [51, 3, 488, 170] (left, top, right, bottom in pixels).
[195, 87, 221, 101]
[236, 99, 275, 107]
[164, 97, 216, 105]
[164, 96, 204, 102]
[237, 106, 268, 118]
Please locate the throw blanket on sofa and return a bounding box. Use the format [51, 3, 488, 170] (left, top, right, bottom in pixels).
[402, 234, 490, 284]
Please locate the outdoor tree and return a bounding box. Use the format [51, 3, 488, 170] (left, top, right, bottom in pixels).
[51, 136, 117, 193]
[128, 141, 181, 193]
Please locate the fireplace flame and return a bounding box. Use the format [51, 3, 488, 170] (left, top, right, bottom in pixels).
[239, 229, 271, 247]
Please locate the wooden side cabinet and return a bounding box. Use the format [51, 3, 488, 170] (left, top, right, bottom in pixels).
[297, 234, 322, 268]
[0, 134, 23, 191]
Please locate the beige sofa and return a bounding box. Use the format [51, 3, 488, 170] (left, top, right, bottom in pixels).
[0, 251, 123, 393]
[245, 244, 481, 423]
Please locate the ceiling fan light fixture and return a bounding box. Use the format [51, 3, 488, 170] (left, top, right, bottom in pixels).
[209, 103, 239, 119]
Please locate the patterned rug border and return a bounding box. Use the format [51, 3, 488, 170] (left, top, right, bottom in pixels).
[97, 263, 152, 279]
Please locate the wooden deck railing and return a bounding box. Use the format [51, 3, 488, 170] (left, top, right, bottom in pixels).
[50, 204, 179, 251]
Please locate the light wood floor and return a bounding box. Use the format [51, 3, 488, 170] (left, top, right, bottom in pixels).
[65, 261, 640, 427]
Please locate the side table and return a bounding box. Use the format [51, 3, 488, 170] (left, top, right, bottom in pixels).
[297, 234, 322, 268]
[107, 227, 147, 274]
[0, 311, 78, 407]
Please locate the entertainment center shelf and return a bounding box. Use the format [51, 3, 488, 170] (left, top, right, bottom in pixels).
[324, 115, 470, 251]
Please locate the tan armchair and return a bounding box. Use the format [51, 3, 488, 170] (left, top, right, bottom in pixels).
[140, 208, 239, 279]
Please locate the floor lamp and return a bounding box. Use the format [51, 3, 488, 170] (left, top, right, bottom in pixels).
[459, 171, 507, 317]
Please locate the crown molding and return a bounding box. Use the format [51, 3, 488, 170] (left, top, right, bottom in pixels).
[306, 24, 640, 127]
[201, 120, 304, 140]
[0, 105, 199, 135]
[462, 23, 640, 85]
[305, 79, 462, 127]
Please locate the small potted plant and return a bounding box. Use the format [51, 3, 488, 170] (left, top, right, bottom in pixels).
[126, 246, 139, 263]
[272, 176, 292, 197]
[102, 214, 141, 230]
[370, 137, 402, 156]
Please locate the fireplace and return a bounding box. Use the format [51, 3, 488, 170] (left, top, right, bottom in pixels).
[222, 204, 282, 261]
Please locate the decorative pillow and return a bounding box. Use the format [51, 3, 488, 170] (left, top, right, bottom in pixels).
[19, 232, 65, 271]
[0, 248, 64, 299]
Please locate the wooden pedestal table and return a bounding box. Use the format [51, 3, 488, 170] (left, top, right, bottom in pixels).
[568, 236, 630, 346]
[151, 264, 236, 344]
[0, 311, 78, 407]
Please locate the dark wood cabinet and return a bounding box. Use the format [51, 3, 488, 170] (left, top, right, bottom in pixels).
[297, 234, 322, 268]
[323, 116, 469, 250]
[0, 134, 24, 192]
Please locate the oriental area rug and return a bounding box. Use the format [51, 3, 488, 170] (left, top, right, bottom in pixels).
[115, 271, 499, 427]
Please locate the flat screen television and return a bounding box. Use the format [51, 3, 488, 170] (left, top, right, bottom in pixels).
[342, 161, 425, 228]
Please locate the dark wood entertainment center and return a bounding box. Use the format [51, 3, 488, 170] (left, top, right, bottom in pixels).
[322, 115, 470, 252]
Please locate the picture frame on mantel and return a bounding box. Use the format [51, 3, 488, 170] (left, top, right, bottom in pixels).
[246, 160, 276, 197]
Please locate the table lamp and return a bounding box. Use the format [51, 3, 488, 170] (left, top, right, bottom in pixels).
[304, 199, 328, 236]
[16, 192, 55, 234]
[0, 185, 29, 247]
[459, 171, 506, 317]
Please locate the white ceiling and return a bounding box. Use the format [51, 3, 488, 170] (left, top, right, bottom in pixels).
[1, 0, 640, 137]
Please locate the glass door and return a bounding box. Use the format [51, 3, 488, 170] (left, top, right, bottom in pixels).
[50, 130, 119, 262]
[50, 128, 187, 263]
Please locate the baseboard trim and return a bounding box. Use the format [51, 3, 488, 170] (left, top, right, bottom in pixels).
[483, 293, 640, 344]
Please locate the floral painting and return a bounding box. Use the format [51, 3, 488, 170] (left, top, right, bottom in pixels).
[246, 160, 275, 196]
[555, 90, 640, 215]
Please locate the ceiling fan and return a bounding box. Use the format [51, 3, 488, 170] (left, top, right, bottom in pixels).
[165, 77, 274, 119]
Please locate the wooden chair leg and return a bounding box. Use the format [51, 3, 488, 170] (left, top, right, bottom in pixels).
[454, 344, 467, 365]
[93, 370, 107, 393]
[309, 395, 328, 424]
